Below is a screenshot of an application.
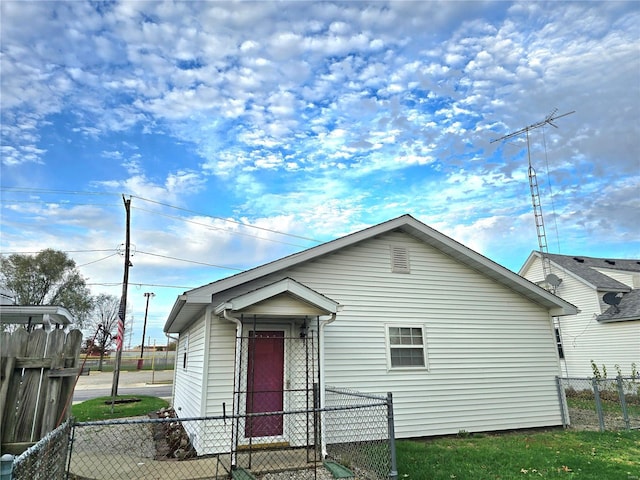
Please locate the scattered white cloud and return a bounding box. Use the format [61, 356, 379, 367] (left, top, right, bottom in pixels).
[1, 0, 638, 342]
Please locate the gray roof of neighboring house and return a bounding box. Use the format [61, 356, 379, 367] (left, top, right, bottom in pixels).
[545, 253, 640, 291]
[541, 253, 640, 323]
[597, 289, 640, 323]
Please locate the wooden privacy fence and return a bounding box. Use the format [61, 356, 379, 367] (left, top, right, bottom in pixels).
[0, 328, 82, 455]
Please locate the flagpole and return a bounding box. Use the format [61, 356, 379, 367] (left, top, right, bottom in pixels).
[111, 195, 132, 400]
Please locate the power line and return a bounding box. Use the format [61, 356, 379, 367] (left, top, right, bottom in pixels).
[0, 249, 115, 255]
[1, 187, 324, 245]
[136, 250, 244, 271]
[0, 187, 116, 196]
[76, 253, 120, 267]
[132, 207, 309, 249]
[130, 195, 322, 243]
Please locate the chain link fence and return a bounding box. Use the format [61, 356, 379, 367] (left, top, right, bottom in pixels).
[4, 417, 73, 480]
[66, 387, 396, 480]
[324, 386, 397, 480]
[558, 376, 640, 431]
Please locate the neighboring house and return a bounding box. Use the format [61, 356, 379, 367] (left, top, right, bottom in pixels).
[520, 252, 640, 378]
[164, 214, 577, 449]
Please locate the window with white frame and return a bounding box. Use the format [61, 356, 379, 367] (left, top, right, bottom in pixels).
[386, 325, 427, 368]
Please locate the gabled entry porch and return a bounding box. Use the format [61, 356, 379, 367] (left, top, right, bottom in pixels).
[213, 278, 341, 466]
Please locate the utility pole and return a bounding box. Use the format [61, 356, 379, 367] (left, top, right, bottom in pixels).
[138, 292, 155, 369]
[111, 195, 132, 398]
[491, 109, 574, 291]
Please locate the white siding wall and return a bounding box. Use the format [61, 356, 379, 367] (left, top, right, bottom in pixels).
[173, 316, 206, 419]
[591, 268, 636, 288]
[279, 232, 564, 438]
[522, 257, 640, 378]
[203, 316, 237, 416]
[198, 232, 569, 440]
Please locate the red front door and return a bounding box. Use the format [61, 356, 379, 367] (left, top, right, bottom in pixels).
[245, 331, 285, 438]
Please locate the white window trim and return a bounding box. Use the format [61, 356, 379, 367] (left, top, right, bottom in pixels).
[384, 323, 429, 371]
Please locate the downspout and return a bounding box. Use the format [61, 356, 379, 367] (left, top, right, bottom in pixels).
[318, 313, 336, 457]
[222, 309, 242, 468]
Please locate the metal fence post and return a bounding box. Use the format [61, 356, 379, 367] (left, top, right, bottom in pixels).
[0, 454, 13, 480]
[555, 376, 568, 427]
[616, 376, 631, 430]
[386, 392, 398, 480]
[592, 378, 605, 432]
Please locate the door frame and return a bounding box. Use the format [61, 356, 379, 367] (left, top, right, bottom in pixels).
[241, 321, 292, 444]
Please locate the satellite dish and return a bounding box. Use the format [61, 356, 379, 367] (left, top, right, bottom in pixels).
[603, 292, 622, 313]
[602, 292, 621, 306]
[545, 274, 562, 287]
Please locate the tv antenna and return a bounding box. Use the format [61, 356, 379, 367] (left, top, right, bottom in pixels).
[491, 109, 575, 292]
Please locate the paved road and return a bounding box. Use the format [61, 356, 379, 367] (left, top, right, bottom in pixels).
[73, 384, 173, 402]
[72, 369, 173, 404]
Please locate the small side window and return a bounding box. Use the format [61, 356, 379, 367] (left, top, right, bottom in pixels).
[182, 332, 189, 370]
[386, 325, 427, 369]
[555, 327, 565, 359]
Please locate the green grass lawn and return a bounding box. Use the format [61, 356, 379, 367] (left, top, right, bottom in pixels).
[397, 430, 640, 480]
[71, 395, 169, 422]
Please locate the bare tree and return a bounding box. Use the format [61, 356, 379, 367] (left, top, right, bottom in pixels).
[84, 294, 120, 371]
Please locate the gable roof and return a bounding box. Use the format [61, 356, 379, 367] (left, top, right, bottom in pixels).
[520, 251, 640, 323]
[213, 277, 341, 316]
[521, 251, 640, 292]
[165, 214, 577, 333]
[597, 289, 640, 323]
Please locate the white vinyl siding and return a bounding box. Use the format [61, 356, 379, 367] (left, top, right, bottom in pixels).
[173, 318, 205, 419]
[591, 268, 635, 289]
[187, 231, 571, 440]
[213, 231, 564, 438]
[522, 256, 640, 378]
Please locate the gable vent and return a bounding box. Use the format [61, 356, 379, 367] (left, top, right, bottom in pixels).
[390, 246, 410, 273]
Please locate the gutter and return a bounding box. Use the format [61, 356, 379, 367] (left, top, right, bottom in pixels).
[221, 308, 242, 468]
[318, 312, 337, 458]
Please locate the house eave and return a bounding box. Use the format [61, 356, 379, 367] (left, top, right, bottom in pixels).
[165, 215, 578, 333]
[0, 305, 74, 326]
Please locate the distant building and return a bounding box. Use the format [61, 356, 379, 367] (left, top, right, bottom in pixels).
[520, 252, 640, 377]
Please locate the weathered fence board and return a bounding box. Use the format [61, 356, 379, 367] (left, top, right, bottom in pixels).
[0, 327, 82, 455]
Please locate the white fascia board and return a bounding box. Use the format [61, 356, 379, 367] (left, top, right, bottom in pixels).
[215, 278, 341, 314]
[518, 251, 539, 276]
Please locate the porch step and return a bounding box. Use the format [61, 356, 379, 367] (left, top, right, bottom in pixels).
[323, 460, 355, 478]
[231, 467, 257, 480]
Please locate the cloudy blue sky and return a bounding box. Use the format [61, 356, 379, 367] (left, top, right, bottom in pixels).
[1, 1, 639, 346]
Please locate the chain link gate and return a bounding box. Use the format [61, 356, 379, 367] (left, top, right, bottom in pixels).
[232, 318, 321, 473]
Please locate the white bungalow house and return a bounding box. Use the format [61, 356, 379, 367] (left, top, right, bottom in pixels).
[520, 252, 640, 378]
[164, 215, 577, 450]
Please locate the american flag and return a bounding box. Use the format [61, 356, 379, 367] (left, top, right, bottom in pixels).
[115, 297, 126, 351]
